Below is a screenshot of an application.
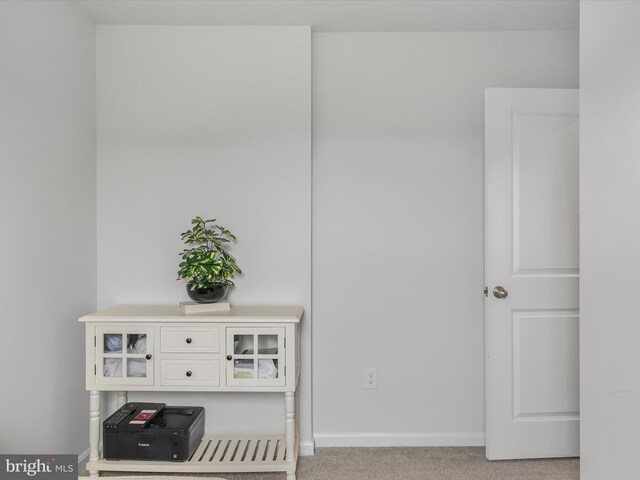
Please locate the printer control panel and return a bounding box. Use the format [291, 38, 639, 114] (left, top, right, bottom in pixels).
[104, 403, 166, 430]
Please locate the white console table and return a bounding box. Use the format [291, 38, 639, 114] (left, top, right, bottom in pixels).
[80, 305, 302, 479]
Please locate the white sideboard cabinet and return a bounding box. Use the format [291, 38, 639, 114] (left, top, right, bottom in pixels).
[80, 305, 303, 479]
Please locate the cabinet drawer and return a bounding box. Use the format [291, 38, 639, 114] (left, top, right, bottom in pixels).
[160, 359, 220, 386]
[160, 327, 220, 353]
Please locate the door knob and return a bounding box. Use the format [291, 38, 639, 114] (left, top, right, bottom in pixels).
[493, 286, 508, 299]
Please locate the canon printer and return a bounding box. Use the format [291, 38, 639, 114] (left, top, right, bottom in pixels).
[103, 402, 204, 462]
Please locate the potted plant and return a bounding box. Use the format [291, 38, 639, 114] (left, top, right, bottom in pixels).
[177, 216, 241, 303]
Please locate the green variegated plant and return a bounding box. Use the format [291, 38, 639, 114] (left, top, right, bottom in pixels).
[177, 216, 241, 291]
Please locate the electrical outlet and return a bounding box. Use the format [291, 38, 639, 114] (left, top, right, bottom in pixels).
[364, 367, 378, 389]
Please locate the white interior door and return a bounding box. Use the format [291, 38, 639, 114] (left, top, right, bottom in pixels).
[485, 88, 579, 460]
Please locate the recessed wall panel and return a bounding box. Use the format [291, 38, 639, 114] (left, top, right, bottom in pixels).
[97, 25, 311, 447]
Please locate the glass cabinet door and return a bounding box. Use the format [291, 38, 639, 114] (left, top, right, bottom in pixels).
[96, 326, 154, 386]
[226, 327, 285, 387]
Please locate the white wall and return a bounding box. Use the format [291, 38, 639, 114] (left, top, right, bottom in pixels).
[0, 1, 96, 455]
[97, 26, 312, 450]
[580, 2, 640, 478]
[313, 31, 578, 445]
[0, 6, 581, 458]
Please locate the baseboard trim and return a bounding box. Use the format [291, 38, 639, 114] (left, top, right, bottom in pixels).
[299, 440, 316, 456]
[314, 432, 486, 448]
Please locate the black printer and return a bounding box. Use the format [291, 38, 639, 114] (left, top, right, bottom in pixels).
[103, 402, 205, 462]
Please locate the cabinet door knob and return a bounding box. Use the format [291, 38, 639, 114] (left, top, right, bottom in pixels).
[226, 355, 232, 361]
[145, 354, 152, 360]
[186, 338, 192, 344]
[186, 371, 192, 377]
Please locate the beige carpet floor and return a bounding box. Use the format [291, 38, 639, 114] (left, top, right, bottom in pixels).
[97, 447, 579, 480]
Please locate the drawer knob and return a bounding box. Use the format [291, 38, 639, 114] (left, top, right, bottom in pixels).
[186, 371, 192, 377]
[145, 354, 152, 360]
[185, 338, 192, 344]
[226, 355, 232, 361]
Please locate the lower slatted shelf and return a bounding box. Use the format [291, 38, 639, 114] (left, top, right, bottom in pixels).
[87, 434, 297, 474]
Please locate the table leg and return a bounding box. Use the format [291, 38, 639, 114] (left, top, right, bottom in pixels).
[89, 390, 101, 477]
[285, 391, 296, 480]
